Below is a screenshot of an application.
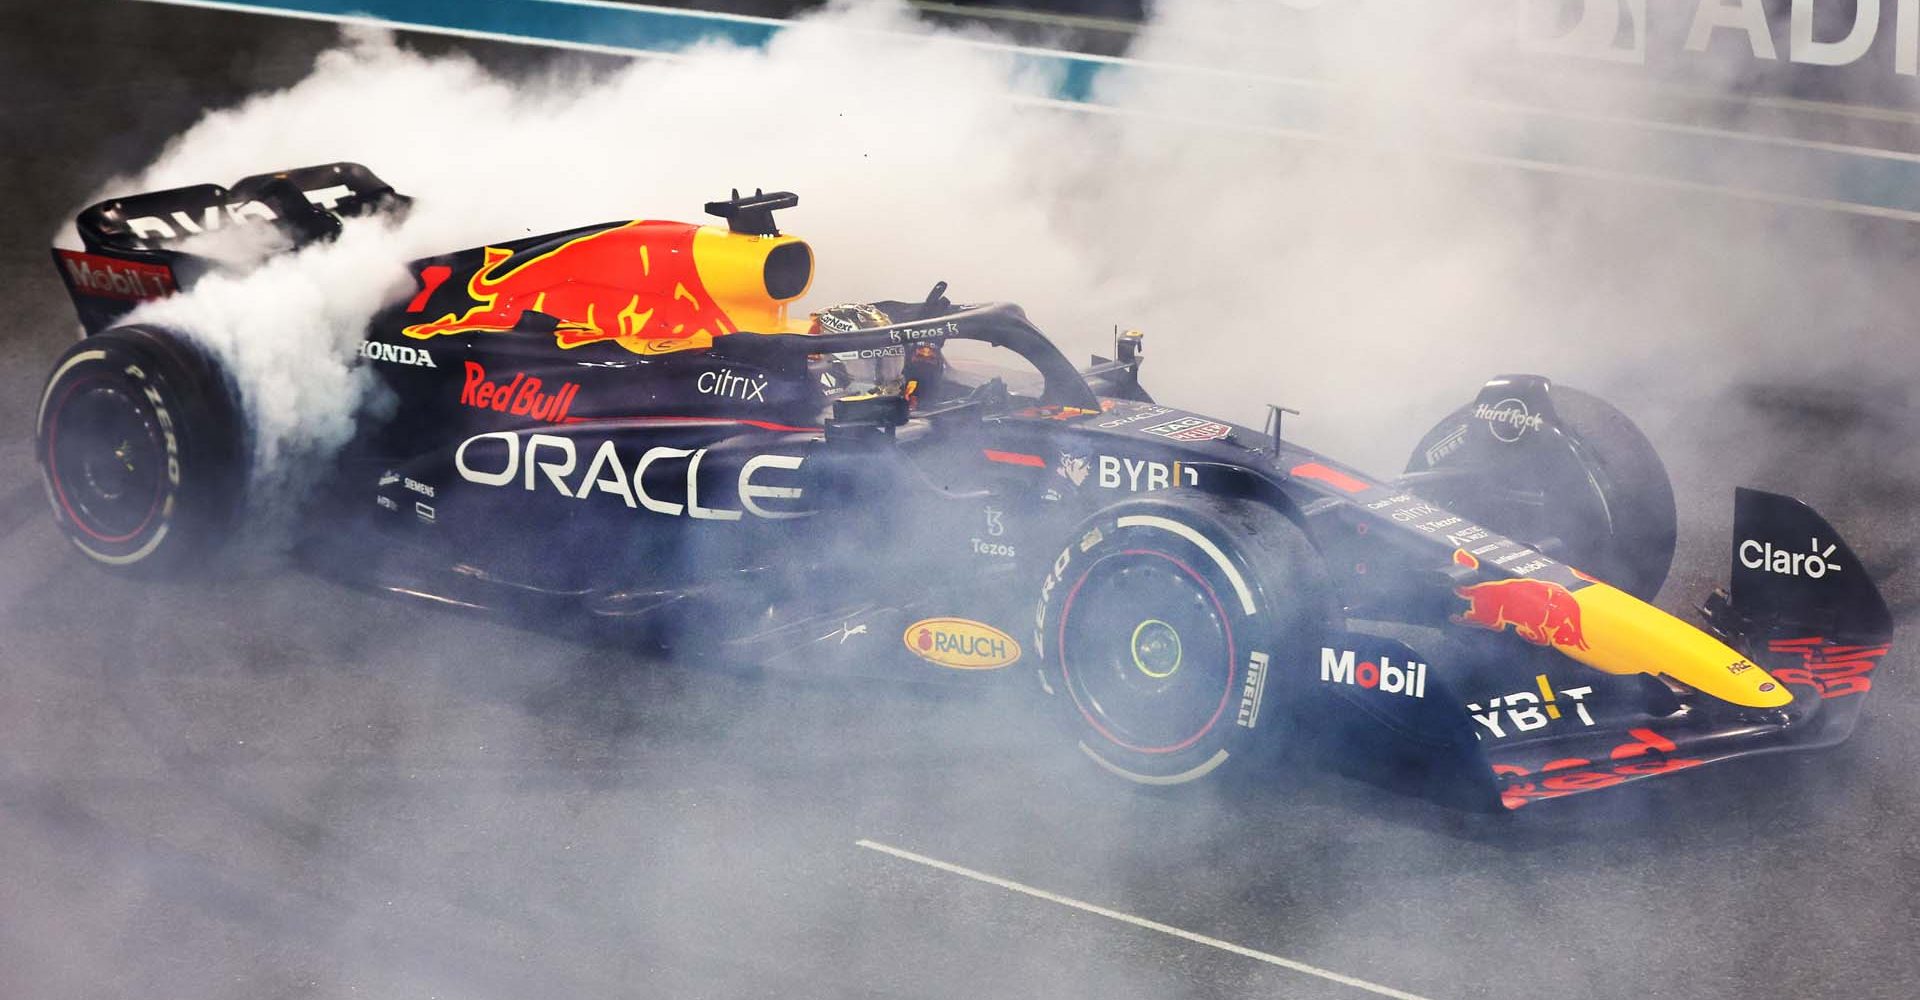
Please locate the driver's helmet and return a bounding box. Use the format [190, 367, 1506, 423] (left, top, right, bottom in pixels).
[810, 302, 904, 393]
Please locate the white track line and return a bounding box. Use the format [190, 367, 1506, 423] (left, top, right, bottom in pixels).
[855, 838, 1439, 1000]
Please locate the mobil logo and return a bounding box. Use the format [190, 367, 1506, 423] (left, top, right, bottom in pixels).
[1319, 647, 1427, 698]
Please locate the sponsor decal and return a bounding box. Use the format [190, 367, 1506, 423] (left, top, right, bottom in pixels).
[1445, 525, 1491, 546]
[821, 622, 869, 644]
[1097, 455, 1198, 492]
[1236, 651, 1271, 728]
[1740, 537, 1843, 578]
[120, 184, 355, 242]
[1496, 728, 1703, 810]
[697, 367, 769, 403]
[1096, 405, 1170, 429]
[1143, 416, 1231, 442]
[460, 362, 579, 421]
[888, 320, 961, 343]
[903, 617, 1022, 669]
[1467, 674, 1596, 740]
[414, 502, 436, 524]
[971, 506, 1014, 558]
[1077, 526, 1104, 552]
[830, 345, 906, 361]
[404, 478, 435, 499]
[402, 221, 734, 356]
[1056, 453, 1091, 488]
[1319, 647, 1428, 698]
[453, 432, 808, 520]
[1424, 423, 1470, 466]
[1453, 578, 1589, 650]
[55, 251, 176, 301]
[378, 469, 400, 487]
[1474, 398, 1545, 443]
[376, 495, 399, 512]
[1390, 501, 1442, 523]
[1768, 636, 1888, 699]
[360, 341, 437, 368]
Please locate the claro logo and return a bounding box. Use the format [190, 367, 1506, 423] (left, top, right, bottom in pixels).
[1741, 537, 1843, 578]
[454, 432, 808, 520]
[903, 618, 1021, 670]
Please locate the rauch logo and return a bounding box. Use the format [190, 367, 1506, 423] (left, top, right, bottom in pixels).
[902, 618, 1021, 670]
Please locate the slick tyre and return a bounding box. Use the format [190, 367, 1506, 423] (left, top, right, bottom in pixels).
[1409, 385, 1676, 601]
[35, 326, 246, 573]
[1034, 496, 1332, 786]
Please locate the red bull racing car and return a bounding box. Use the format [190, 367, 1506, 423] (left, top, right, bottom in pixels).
[37, 163, 1895, 809]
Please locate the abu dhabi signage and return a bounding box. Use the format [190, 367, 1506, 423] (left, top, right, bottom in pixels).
[1515, 0, 1920, 83]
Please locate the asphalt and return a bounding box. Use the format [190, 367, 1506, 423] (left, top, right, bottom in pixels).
[3, 3, 1919, 1000]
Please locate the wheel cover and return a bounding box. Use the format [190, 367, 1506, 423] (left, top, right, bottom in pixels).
[47, 377, 169, 543]
[1058, 548, 1236, 755]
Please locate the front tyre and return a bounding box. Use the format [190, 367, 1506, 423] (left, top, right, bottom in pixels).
[1034, 496, 1332, 786]
[35, 326, 246, 572]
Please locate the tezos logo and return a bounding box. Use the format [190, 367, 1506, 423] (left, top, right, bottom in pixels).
[1741, 537, 1843, 579]
[903, 618, 1021, 670]
[361, 341, 437, 368]
[1474, 398, 1545, 443]
[1319, 648, 1427, 698]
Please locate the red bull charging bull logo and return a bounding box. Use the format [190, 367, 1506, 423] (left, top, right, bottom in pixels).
[1453, 577, 1591, 651]
[401, 221, 735, 356]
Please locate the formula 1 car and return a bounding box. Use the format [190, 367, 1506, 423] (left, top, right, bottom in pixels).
[38, 163, 1895, 809]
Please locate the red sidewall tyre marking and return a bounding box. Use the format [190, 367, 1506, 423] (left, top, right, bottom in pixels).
[45, 374, 166, 545]
[1057, 547, 1237, 756]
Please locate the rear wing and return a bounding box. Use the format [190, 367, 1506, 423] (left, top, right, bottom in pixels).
[55, 162, 407, 333]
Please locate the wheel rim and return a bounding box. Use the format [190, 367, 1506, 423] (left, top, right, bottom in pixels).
[1058, 548, 1236, 755]
[47, 376, 169, 543]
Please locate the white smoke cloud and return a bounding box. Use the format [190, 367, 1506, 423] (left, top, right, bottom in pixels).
[93, 0, 1914, 500]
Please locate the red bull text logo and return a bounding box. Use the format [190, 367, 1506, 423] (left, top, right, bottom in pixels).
[1453, 577, 1590, 650]
[1318, 648, 1428, 698]
[402, 221, 735, 356]
[459, 362, 580, 422]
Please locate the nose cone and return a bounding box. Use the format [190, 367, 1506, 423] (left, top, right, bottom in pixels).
[1562, 582, 1791, 709]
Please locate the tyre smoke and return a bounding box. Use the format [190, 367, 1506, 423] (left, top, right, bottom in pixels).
[92, 1, 1918, 495]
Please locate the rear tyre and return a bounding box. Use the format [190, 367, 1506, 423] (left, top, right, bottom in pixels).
[35, 326, 247, 572]
[1407, 384, 1676, 601]
[1033, 495, 1333, 786]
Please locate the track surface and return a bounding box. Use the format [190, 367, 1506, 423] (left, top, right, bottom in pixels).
[4, 3, 1919, 999]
